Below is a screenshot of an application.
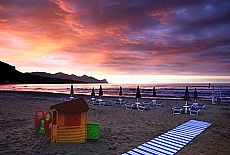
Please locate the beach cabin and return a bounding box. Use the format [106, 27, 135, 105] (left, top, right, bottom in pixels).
[50, 98, 89, 143]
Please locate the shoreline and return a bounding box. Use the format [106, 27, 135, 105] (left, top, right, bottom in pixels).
[1, 90, 229, 104]
[0, 91, 229, 154]
[1, 82, 229, 103]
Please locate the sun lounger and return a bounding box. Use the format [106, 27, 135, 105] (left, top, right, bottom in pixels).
[110, 100, 117, 105]
[62, 96, 74, 102]
[87, 98, 96, 106]
[172, 106, 184, 114]
[122, 120, 212, 155]
[110, 99, 119, 104]
[155, 102, 163, 107]
[143, 101, 151, 104]
[99, 100, 114, 106]
[121, 100, 128, 104]
[99, 100, 106, 106]
[189, 108, 201, 116]
[137, 102, 151, 111]
[196, 104, 205, 110]
[125, 103, 137, 110]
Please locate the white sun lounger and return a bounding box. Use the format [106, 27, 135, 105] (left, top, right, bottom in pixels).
[196, 104, 205, 110]
[62, 96, 74, 102]
[172, 106, 183, 114]
[125, 103, 137, 110]
[155, 102, 163, 107]
[122, 120, 212, 155]
[137, 102, 151, 111]
[189, 108, 201, 116]
[87, 98, 96, 106]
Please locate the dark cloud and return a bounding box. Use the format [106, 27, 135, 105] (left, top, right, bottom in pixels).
[0, 0, 230, 78]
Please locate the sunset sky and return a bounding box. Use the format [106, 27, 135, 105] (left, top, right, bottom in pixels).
[0, 0, 230, 84]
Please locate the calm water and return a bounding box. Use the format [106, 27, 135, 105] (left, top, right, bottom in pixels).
[0, 83, 229, 102]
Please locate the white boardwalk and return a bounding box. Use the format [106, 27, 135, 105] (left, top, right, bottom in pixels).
[123, 120, 212, 155]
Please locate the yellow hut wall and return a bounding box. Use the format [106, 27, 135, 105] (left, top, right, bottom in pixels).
[58, 112, 65, 126]
[81, 111, 87, 125]
[51, 110, 88, 143]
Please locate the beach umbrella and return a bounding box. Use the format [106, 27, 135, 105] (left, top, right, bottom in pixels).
[119, 86, 123, 104]
[184, 86, 190, 105]
[220, 85, 222, 101]
[119, 86, 123, 96]
[136, 86, 141, 103]
[194, 88, 198, 103]
[153, 87, 157, 97]
[70, 85, 74, 97]
[99, 85, 103, 99]
[91, 87, 95, 97]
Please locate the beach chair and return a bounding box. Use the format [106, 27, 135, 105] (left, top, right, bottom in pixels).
[62, 96, 74, 102]
[125, 103, 137, 110]
[114, 99, 128, 104]
[99, 100, 110, 106]
[110, 100, 117, 105]
[99, 100, 105, 106]
[87, 98, 96, 106]
[121, 100, 128, 104]
[172, 106, 184, 114]
[189, 108, 201, 116]
[196, 103, 205, 110]
[94, 99, 103, 105]
[143, 101, 151, 105]
[110, 99, 119, 104]
[155, 102, 163, 107]
[137, 102, 151, 111]
[187, 103, 193, 107]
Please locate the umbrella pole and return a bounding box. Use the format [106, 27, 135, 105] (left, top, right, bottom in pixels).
[220, 85, 222, 104]
[212, 85, 215, 104]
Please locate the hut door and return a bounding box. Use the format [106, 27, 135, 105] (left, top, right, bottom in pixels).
[65, 113, 81, 126]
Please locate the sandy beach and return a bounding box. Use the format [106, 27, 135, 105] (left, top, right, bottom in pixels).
[0, 91, 229, 155]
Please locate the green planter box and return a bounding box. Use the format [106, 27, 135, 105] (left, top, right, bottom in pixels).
[87, 123, 100, 140]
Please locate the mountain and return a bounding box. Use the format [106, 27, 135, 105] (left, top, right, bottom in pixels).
[0, 61, 107, 84]
[29, 72, 108, 83]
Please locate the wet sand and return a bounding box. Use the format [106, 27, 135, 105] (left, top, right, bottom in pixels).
[0, 91, 229, 155]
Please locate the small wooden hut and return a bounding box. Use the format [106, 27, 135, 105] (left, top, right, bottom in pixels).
[50, 98, 89, 143]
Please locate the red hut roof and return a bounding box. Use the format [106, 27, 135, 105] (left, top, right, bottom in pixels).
[50, 98, 89, 113]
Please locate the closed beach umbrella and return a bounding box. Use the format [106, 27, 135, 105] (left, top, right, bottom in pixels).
[184, 86, 190, 105]
[194, 88, 198, 103]
[136, 86, 141, 102]
[91, 87, 95, 97]
[119, 86, 123, 96]
[119, 86, 123, 104]
[153, 87, 157, 97]
[99, 85, 103, 99]
[70, 85, 74, 97]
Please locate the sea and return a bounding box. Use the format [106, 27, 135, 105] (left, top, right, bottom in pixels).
[0, 83, 229, 102]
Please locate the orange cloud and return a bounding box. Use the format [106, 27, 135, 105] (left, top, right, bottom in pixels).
[0, 0, 229, 83]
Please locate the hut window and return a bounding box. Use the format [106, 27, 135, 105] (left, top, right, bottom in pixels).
[65, 113, 81, 126]
[53, 111, 57, 125]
